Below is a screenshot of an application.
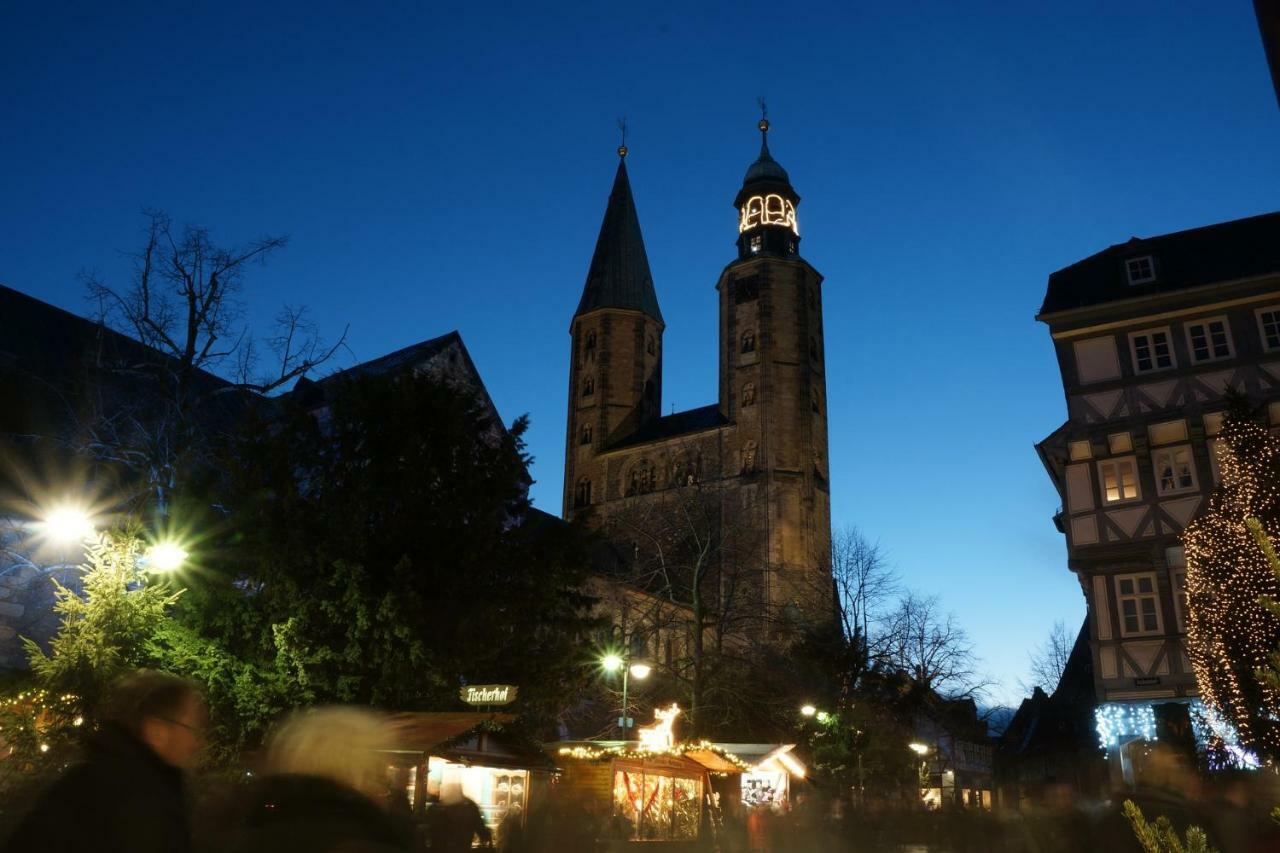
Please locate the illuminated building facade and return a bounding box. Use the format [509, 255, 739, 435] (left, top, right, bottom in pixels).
[1035, 211, 1280, 780]
[562, 121, 833, 635]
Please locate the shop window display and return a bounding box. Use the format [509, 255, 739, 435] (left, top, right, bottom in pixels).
[426, 757, 528, 833]
[612, 768, 701, 841]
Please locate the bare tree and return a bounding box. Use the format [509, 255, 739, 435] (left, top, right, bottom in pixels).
[831, 525, 899, 673]
[1024, 619, 1074, 694]
[883, 592, 986, 699]
[602, 445, 769, 735]
[79, 210, 347, 510]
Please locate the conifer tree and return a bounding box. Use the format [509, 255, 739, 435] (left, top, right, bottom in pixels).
[1182, 397, 1280, 760]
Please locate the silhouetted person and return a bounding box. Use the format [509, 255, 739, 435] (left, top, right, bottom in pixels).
[227, 707, 411, 853]
[1, 670, 206, 853]
[427, 783, 491, 851]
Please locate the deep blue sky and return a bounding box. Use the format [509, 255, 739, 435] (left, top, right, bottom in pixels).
[4, 1, 1278, 704]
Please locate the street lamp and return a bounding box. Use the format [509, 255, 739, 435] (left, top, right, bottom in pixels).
[908, 742, 929, 756]
[601, 651, 650, 737]
[40, 506, 95, 545]
[145, 542, 188, 572]
[800, 704, 817, 717]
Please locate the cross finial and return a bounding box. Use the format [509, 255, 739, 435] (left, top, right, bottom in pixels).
[757, 97, 769, 135]
[617, 117, 628, 159]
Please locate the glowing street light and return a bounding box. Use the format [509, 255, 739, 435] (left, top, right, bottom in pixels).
[601, 654, 624, 673]
[908, 742, 930, 756]
[41, 506, 95, 545]
[601, 650, 651, 737]
[800, 704, 817, 717]
[628, 662, 652, 680]
[145, 542, 188, 572]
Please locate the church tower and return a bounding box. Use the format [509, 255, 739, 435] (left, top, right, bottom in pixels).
[715, 118, 832, 621]
[563, 148, 665, 517]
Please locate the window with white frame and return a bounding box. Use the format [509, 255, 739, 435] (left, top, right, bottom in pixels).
[1129, 328, 1175, 373]
[1126, 256, 1156, 285]
[1258, 306, 1280, 352]
[1185, 317, 1233, 363]
[1153, 445, 1196, 495]
[1116, 573, 1162, 636]
[1099, 457, 1140, 503]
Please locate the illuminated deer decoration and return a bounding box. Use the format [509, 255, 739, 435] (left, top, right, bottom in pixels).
[637, 703, 681, 751]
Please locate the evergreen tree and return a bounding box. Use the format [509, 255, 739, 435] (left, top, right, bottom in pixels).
[23, 532, 181, 715]
[1182, 396, 1280, 760]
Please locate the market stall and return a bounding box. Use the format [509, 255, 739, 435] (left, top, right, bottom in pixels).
[380, 711, 558, 841]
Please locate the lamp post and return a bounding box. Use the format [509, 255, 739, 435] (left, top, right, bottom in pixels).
[602, 653, 651, 737]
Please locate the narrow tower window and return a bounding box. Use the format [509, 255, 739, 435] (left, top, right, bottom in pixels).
[585, 330, 596, 350]
[574, 478, 592, 508]
[583, 376, 594, 397]
[741, 441, 758, 474]
[581, 424, 593, 445]
[741, 329, 756, 354]
[749, 235, 762, 254]
[742, 383, 756, 407]
[647, 335, 656, 355]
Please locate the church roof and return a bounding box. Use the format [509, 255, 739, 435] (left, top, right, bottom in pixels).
[575, 159, 663, 323]
[743, 133, 790, 185]
[1038, 210, 1280, 317]
[609, 403, 727, 450]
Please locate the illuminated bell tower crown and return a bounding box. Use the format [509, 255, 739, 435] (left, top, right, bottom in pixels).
[734, 118, 801, 260]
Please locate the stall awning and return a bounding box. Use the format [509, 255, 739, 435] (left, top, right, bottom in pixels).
[714, 743, 806, 778]
[383, 713, 558, 772]
[385, 712, 516, 753]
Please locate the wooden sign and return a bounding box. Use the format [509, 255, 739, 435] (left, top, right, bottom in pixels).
[459, 684, 518, 706]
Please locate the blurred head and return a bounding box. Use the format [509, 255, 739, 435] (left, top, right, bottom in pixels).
[265, 707, 393, 803]
[102, 670, 206, 770]
[441, 782, 464, 805]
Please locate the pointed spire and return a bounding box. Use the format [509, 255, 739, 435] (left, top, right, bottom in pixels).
[575, 155, 663, 322]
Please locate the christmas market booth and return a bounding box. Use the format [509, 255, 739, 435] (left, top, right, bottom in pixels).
[379, 705, 559, 842]
[547, 704, 806, 846]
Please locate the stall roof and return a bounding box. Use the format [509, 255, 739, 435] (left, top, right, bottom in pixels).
[386, 712, 516, 753]
[546, 740, 801, 775]
[385, 712, 559, 773]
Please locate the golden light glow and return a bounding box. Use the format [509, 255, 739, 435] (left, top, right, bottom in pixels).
[40, 506, 95, 545]
[738, 194, 798, 235]
[628, 662, 652, 680]
[799, 704, 816, 717]
[601, 654, 624, 673]
[146, 542, 188, 572]
[909, 742, 929, 755]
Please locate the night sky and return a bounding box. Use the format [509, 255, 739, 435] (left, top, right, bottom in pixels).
[4, 1, 1278, 704]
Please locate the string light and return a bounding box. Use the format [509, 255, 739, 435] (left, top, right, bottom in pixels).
[557, 739, 755, 772]
[1183, 411, 1280, 760]
[738, 194, 798, 235]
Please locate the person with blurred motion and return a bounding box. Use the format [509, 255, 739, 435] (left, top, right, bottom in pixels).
[227, 707, 411, 853]
[1, 670, 206, 853]
[427, 782, 491, 851]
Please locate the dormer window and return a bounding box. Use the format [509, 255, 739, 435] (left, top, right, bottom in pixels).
[1126, 255, 1156, 285]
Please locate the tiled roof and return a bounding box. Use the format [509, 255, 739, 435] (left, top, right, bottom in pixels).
[609, 403, 727, 450]
[1039, 211, 1280, 317]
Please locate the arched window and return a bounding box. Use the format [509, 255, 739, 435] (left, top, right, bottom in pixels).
[583, 376, 594, 397]
[574, 478, 592, 508]
[741, 329, 756, 354]
[627, 459, 657, 495]
[581, 424, 593, 445]
[742, 383, 756, 407]
[647, 335, 656, 355]
[741, 441, 758, 474]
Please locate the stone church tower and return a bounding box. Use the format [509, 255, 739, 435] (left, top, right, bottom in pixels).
[563, 121, 832, 629]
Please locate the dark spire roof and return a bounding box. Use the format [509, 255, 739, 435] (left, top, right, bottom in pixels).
[743, 118, 790, 185]
[575, 158, 663, 323]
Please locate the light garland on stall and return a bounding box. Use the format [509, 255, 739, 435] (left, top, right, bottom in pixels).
[1092, 698, 1258, 767]
[557, 739, 755, 772]
[1182, 411, 1280, 760]
[1094, 702, 1157, 749]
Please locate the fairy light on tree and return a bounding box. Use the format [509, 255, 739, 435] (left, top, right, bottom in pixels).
[1182, 395, 1280, 760]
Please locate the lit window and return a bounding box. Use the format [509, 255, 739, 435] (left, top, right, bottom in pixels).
[1129, 329, 1175, 373]
[1185, 318, 1232, 363]
[1098, 458, 1139, 503]
[1115, 573, 1162, 636]
[749, 235, 762, 254]
[1153, 445, 1196, 495]
[1126, 256, 1156, 285]
[788, 239, 797, 254]
[1069, 440, 1093, 461]
[1259, 307, 1280, 351]
[741, 330, 756, 354]
[1108, 433, 1133, 454]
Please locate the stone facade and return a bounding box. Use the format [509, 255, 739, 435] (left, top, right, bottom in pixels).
[564, 128, 833, 629]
